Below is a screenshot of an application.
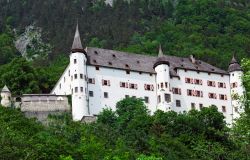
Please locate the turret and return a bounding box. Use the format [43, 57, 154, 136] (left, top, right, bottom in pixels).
[228, 55, 245, 118]
[153, 46, 173, 112]
[1, 85, 11, 107]
[70, 23, 89, 121]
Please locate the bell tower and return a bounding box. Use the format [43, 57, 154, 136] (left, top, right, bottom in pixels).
[70, 23, 89, 121]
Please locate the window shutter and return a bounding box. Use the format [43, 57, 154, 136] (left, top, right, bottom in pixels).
[151, 85, 154, 91]
[200, 80, 202, 85]
[191, 79, 193, 84]
[135, 84, 138, 89]
[93, 79, 95, 84]
[201, 91, 203, 97]
[179, 88, 181, 95]
[207, 81, 209, 86]
[120, 82, 122, 87]
[185, 78, 187, 83]
[102, 79, 104, 86]
[126, 83, 129, 88]
[213, 81, 215, 87]
[225, 95, 227, 100]
[236, 82, 238, 87]
[108, 80, 111, 86]
[144, 84, 147, 90]
[224, 83, 226, 88]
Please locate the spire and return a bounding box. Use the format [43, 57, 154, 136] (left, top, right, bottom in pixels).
[228, 54, 242, 72]
[158, 45, 164, 57]
[230, 54, 238, 64]
[71, 22, 84, 53]
[1, 85, 10, 93]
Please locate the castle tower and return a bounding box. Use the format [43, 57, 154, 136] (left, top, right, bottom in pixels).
[153, 46, 173, 112]
[228, 55, 245, 118]
[70, 24, 89, 121]
[1, 85, 11, 107]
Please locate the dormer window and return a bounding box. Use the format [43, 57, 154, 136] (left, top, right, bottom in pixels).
[112, 54, 116, 58]
[93, 60, 97, 63]
[94, 51, 98, 55]
[125, 64, 129, 68]
[74, 59, 77, 64]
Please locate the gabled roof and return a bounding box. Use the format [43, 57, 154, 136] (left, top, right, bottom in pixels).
[1, 85, 10, 93]
[71, 24, 85, 53]
[85, 47, 228, 77]
[228, 56, 242, 72]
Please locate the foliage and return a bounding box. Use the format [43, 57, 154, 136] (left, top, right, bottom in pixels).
[1, 95, 250, 159]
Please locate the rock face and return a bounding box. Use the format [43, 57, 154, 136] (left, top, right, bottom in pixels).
[14, 25, 51, 60]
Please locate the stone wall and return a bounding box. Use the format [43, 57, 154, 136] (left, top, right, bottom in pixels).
[15, 94, 71, 122]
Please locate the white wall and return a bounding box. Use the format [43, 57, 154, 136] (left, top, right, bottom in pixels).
[171, 69, 233, 124]
[87, 66, 158, 115]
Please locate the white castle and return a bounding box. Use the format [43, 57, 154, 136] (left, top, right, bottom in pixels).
[48, 25, 243, 124]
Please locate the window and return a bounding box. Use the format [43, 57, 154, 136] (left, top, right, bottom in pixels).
[165, 82, 168, 88]
[120, 82, 127, 88]
[95, 66, 99, 70]
[144, 84, 154, 91]
[89, 91, 94, 97]
[199, 104, 203, 110]
[102, 80, 111, 86]
[74, 74, 77, 79]
[219, 94, 227, 100]
[231, 82, 238, 88]
[59, 83, 61, 89]
[195, 90, 203, 97]
[194, 79, 202, 85]
[80, 87, 84, 92]
[104, 92, 109, 98]
[187, 89, 193, 96]
[125, 95, 129, 98]
[218, 82, 226, 88]
[88, 78, 95, 84]
[176, 100, 181, 107]
[74, 59, 77, 64]
[80, 74, 83, 79]
[158, 95, 161, 103]
[126, 70, 130, 74]
[208, 93, 217, 99]
[129, 83, 138, 89]
[207, 81, 216, 87]
[222, 106, 226, 112]
[75, 87, 78, 93]
[185, 78, 193, 84]
[144, 97, 149, 103]
[161, 83, 164, 88]
[132, 96, 136, 98]
[165, 94, 171, 103]
[191, 103, 195, 109]
[173, 88, 181, 95]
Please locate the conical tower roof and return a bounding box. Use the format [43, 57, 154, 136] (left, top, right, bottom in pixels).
[1, 85, 10, 93]
[71, 23, 85, 53]
[228, 55, 242, 72]
[158, 45, 164, 57]
[153, 45, 169, 69]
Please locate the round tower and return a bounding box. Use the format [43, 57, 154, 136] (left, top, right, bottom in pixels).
[1, 85, 11, 107]
[153, 46, 173, 112]
[70, 24, 89, 121]
[228, 55, 245, 118]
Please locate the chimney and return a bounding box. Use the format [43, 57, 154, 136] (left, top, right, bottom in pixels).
[189, 55, 196, 64]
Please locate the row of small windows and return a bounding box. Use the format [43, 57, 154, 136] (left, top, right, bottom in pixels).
[157, 82, 168, 89]
[95, 66, 153, 76]
[185, 78, 227, 88]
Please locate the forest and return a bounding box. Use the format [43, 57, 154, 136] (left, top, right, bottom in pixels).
[0, 0, 250, 159]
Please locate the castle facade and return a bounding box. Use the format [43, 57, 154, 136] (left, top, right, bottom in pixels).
[51, 25, 245, 124]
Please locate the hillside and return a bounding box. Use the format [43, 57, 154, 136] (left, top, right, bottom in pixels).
[0, 0, 249, 68]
